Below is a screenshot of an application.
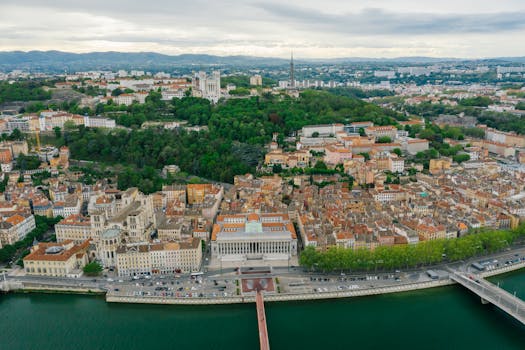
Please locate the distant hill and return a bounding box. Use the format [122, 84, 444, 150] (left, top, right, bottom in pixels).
[307, 56, 461, 64]
[309, 56, 525, 64]
[0, 50, 524, 72]
[0, 51, 289, 72]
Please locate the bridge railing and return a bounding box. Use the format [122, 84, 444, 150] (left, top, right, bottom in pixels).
[450, 272, 525, 323]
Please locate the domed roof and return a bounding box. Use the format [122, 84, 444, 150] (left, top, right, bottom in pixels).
[45, 246, 64, 254]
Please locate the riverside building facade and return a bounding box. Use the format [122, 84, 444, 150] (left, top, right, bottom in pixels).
[116, 238, 202, 277]
[210, 213, 297, 266]
[23, 240, 90, 277]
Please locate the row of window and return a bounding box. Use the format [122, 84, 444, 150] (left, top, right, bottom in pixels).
[217, 241, 291, 255]
[26, 267, 66, 274]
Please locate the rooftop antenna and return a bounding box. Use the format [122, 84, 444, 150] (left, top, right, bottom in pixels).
[290, 51, 295, 88]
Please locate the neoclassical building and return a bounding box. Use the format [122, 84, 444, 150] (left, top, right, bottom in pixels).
[211, 213, 297, 266]
[24, 240, 90, 278]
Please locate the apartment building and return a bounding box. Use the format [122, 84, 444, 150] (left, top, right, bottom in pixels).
[55, 214, 93, 244]
[365, 125, 398, 139]
[83, 116, 116, 128]
[485, 128, 525, 147]
[324, 146, 353, 165]
[52, 195, 81, 218]
[264, 149, 311, 168]
[0, 212, 36, 246]
[302, 124, 344, 138]
[116, 238, 202, 277]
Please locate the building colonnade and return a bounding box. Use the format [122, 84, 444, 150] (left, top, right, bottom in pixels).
[217, 241, 292, 256]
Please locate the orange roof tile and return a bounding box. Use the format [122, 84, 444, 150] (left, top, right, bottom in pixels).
[24, 240, 90, 262]
[247, 213, 259, 221]
[5, 214, 25, 226]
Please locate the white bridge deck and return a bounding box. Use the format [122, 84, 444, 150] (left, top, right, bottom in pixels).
[450, 271, 525, 325]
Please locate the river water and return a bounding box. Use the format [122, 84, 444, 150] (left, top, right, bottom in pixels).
[1, 271, 524, 350]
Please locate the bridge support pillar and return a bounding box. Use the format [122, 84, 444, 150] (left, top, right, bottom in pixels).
[480, 297, 489, 305]
[0, 281, 10, 292]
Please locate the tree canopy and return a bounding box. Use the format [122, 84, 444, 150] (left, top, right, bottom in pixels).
[56, 89, 407, 192]
[300, 225, 525, 272]
[0, 81, 51, 104]
[458, 96, 492, 107]
[83, 261, 103, 276]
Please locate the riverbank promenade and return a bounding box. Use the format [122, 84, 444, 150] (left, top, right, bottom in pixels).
[3, 247, 525, 310]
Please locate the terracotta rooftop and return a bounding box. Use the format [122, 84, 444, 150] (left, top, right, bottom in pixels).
[57, 214, 91, 226]
[24, 240, 90, 262]
[5, 214, 26, 226]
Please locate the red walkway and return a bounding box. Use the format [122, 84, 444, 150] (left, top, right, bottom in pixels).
[255, 290, 270, 350]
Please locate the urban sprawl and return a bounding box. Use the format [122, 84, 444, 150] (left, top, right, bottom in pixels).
[1, 58, 525, 281]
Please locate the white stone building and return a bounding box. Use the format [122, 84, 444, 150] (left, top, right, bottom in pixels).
[210, 213, 297, 266]
[193, 71, 221, 103]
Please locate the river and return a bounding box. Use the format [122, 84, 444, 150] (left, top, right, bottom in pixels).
[1, 271, 524, 350]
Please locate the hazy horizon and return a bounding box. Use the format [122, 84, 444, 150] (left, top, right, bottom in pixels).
[2, 50, 525, 61]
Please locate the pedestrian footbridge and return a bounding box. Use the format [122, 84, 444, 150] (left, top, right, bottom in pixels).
[255, 290, 270, 350]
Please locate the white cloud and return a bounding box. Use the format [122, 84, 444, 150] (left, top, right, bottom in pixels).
[0, 1, 524, 58]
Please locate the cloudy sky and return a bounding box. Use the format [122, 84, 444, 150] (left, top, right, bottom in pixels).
[1, 0, 525, 58]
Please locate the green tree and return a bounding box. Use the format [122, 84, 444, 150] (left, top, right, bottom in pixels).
[83, 262, 103, 276]
[9, 128, 24, 141]
[462, 127, 486, 139]
[16, 154, 41, 170]
[313, 161, 328, 170]
[63, 120, 77, 131]
[418, 128, 436, 140]
[359, 152, 370, 161]
[53, 126, 62, 139]
[0, 81, 51, 104]
[299, 246, 319, 270]
[229, 87, 251, 96]
[298, 225, 525, 272]
[459, 96, 492, 107]
[111, 88, 124, 96]
[453, 154, 471, 163]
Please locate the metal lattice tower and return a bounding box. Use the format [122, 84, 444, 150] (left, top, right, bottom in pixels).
[290, 52, 295, 88]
